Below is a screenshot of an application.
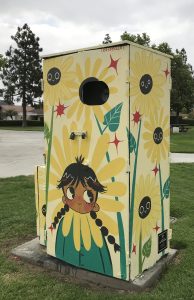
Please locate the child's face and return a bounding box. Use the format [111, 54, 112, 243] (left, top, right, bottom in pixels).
[62, 181, 99, 214]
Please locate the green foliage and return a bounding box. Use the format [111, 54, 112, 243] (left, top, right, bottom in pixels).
[102, 33, 112, 44]
[1, 166, 194, 298]
[0, 120, 43, 127]
[121, 31, 151, 46]
[163, 177, 170, 199]
[1, 24, 43, 126]
[44, 122, 50, 144]
[103, 102, 123, 132]
[171, 126, 194, 153]
[142, 236, 152, 258]
[127, 128, 136, 153]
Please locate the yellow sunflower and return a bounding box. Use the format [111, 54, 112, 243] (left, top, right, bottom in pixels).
[130, 51, 165, 116]
[143, 108, 169, 163]
[47, 119, 126, 251]
[66, 57, 118, 122]
[133, 175, 160, 242]
[43, 56, 76, 107]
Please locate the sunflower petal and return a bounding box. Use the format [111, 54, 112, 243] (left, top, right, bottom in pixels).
[105, 182, 127, 196]
[62, 209, 73, 237]
[87, 215, 103, 248]
[73, 213, 81, 251]
[97, 210, 118, 235]
[90, 133, 110, 171]
[48, 189, 62, 202]
[97, 158, 125, 182]
[97, 197, 124, 212]
[80, 214, 91, 251]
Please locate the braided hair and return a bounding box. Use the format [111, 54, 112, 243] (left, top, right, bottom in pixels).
[50, 156, 120, 252]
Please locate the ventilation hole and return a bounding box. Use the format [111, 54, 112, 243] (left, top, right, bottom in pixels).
[79, 77, 109, 105]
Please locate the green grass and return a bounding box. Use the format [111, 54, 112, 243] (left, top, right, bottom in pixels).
[0, 126, 43, 131]
[171, 127, 194, 153]
[0, 166, 194, 299]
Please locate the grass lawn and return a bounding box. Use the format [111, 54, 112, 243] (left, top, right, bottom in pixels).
[0, 164, 194, 299]
[0, 126, 43, 131]
[171, 127, 194, 153]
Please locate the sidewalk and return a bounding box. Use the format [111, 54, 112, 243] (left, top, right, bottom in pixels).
[0, 130, 193, 178]
[170, 153, 194, 163]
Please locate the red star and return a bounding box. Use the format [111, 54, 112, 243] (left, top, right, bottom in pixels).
[48, 224, 54, 233]
[108, 55, 120, 74]
[163, 65, 170, 78]
[109, 132, 123, 154]
[152, 164, 159, 176]
[153, 223, 160, 233]
[132, 111, 142, 124]
[55, 102, 68, 117]
[132, 243, 136, 254]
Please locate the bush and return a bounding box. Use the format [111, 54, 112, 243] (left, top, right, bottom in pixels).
[0, 120, 44, 127]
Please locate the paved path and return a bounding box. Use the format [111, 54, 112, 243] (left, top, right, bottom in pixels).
[0, 130, 193, 178]
[170, 153, 194, 163]
[0, 130, 44, 178]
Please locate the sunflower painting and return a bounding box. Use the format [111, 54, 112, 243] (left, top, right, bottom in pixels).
[43, 56, 76, 107]
[66, 57, 118, 122]
[130, 50, 165, 116]
[129, 45, 171, 280]
[143, 108, 169, 163]
[46, 119, 128, 278]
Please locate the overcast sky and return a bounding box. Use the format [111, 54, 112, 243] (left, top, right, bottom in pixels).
[0, 0, 194, 67]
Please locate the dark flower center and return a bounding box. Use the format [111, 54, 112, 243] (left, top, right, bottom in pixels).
[139, 196, 151, 219]
[139, 74, 153, 94]
[47, 67, 61, 85]
[153, 127, 163, 144]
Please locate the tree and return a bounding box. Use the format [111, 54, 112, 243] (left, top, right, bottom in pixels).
[153, 43, 194, 121]
[1, 24, 43, 126]
[102, 33, 112, 44]
[170, 49, 194, 120]
[0, 54, 6, 70]
[121, 32, 151, 47]
[4, 109, 18, 120]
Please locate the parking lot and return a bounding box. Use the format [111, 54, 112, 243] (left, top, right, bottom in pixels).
[0, 130, 44, 178]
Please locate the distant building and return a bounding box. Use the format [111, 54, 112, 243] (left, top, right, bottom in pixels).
[0, 103, 43, 121]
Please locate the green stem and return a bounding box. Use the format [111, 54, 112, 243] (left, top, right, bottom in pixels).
[139, 229, 142, 274]
[159, 164, 164, 231]
[95, 115, 127, 280]
[129, 120, 142, 253]
[45, 106, 54, 242]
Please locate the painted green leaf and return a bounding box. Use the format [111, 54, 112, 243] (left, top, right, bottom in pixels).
[44, 122, 50, 143]
[163, 177, 170, 199]
[142, 236, 152, 258]
[103, 102, 123, 132]
[127, 129, 136, 153]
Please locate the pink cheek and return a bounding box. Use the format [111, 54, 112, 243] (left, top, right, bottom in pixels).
[84, 202, 93, 212]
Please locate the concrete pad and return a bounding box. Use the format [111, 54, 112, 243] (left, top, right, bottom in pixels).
[12, 238, 177, 291]
[0, 130, 44, 177]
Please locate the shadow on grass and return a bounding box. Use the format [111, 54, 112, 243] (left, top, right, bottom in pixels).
[171, 240, 187, 250]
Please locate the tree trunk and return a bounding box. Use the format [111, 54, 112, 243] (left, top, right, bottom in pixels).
[176, 110, 180, 124]
[22, 93, 27, 127]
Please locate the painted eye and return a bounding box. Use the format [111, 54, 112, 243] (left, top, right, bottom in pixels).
[66, 187, 75, 200]
[47, 72, 52, 82]
[83, 190, 94, 203]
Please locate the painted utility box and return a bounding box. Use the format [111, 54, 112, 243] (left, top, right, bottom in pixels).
[35, 41, 171, 282]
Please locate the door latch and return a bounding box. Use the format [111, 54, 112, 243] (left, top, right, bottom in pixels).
[69, 131, 87, 140]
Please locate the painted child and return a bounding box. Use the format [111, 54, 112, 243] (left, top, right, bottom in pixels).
[50, 156, 120, 277]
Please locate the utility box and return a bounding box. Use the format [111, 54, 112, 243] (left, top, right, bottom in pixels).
[35, 41, 171, 282]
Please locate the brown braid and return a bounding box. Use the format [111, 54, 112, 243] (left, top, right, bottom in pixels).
[90, 211, 120, 252]
[51, 204, 69, 229]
